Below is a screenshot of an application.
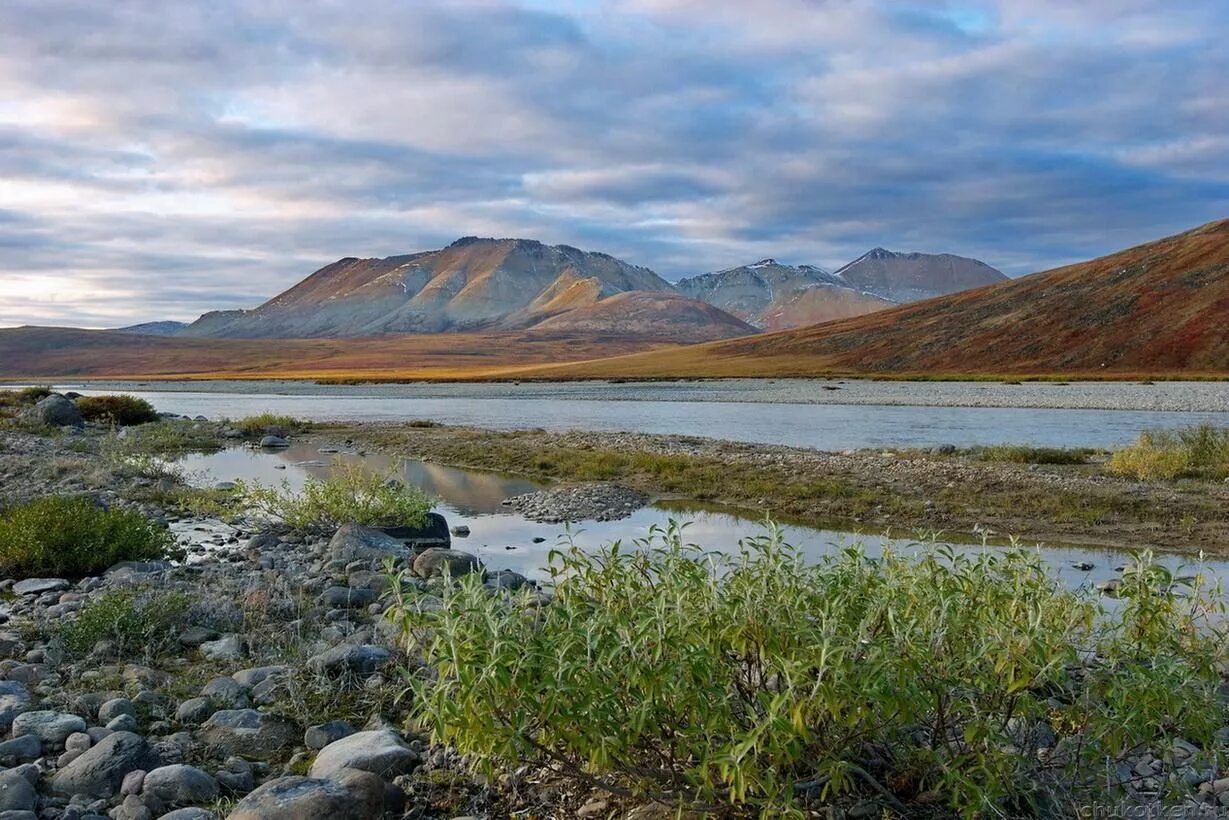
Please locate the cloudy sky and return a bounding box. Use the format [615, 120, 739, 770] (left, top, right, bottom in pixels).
[2, 0, 1227, 328]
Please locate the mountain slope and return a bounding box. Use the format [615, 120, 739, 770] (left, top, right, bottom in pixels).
[523, 219, 1229, 377]
[181, 238, 701, 339]
[110, 321, 188, 336]
[531, 292, 756, 340]
[675, 260, 893, 329]
[833, 248, 1008, 302]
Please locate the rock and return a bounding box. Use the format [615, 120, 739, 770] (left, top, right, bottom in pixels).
[201, 678, 249, 710]
[485, 569, 529, 590]
[327, 523, 411, 564]
[320, 586, 376, 609]
[25, 394, 82, 426]
[11, 578, 69, 596]
[308, 729, 418, 780]
[226, 770, 385, 820]
[258, 436, 290, 449]
[175, 698, 215, 725]
[304, 721, 354, 751]
[66, 731, 93, 754]
[0, 735, 41, 764]
[199, 635, 244, 661]
[49, 731, 157, 797]
[231, 666, 287, 689]
[98, 698, 136, 724]
[177, 627, 220, 648]
[115, 793, 153, 820]
[0, 681, 31, 732]
[412, 548, 481, 580]
[200, 710, 298, 760]
[307, 644, 390, 676]
[381, 512, 451, 549]
[106, 561, 173, 581]
[142, 765, 219, 810]
[107, 714, 140, 733]
[450, 525, 470, 537]
[0, 770, 35, 812]
[157, 809, 219, 820]
[11, 709, 86, 746]
[121, 770, 147, 796]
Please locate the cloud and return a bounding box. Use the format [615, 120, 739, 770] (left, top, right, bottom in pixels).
[1, 0, 1227, 326]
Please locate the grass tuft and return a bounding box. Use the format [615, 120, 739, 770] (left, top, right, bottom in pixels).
[239, 462, 431, 533]
[1108, 425, 1229, 480]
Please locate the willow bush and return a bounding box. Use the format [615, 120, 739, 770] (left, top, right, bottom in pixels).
[1108, 425, 1229, 480]
[238, 463, 430, 533]
[389, 524, 1228, 817]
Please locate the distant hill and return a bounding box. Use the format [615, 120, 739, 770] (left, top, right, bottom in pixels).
[110, 321, 188, 336]
[832, 248, 1007, 302]
[531, 291, 755, 340]
[523, 219, 1229, 378]
[177, 237, 745, 342]
[675, 260, 894, 329]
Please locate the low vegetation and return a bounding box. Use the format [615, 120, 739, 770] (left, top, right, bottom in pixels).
[0, 496, 172, 577]
[970, 445, 1096, 465]
[231, 413, 307, 438]
[392, 524, 1227, 816]
[239, 463, 431, 533]
[1108, 425, 1229, 480]
[76, 394, 160, 426]
[56, 587, 190, 656]
[0, 386, 52, 408]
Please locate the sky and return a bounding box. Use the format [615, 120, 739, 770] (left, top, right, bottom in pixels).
[2, 0, 1227, 328]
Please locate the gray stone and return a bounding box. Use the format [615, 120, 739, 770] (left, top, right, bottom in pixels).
[11, 709, 86, 746]
[142, 765, 218, 810]
[11, 578, 69, 596]
[412, 548, 481, 580]
[226, 770, 384, 820]
[231, 666, 287, 689]
[485, 569, 529, 590]
[65, 731, 92, 754]
[200, 678, 249, 710]
[25, 394, 82, 427]
[303, 720, 354, 750]
[200, 710, 298, 760]
[49, 731, 157, 797]
[98, 698, 136, 724]
[327, 523, 410, 564]
[177, 627, 219, 648]
[174, 698, 214, 725]
[308, 729, 418, 780]
[320, 586, 375, 609]
[0, 735, 40, 765]
[0, 771, 35, 812]
[199, 635, 244, 661]
[107, 713, 140, 733]
[0, 682, 31, 732]
[306, 644, 390, 676]
[381, 512, 451, 549]
[258, 436, 290, 448]
[156, 810, 219, 820]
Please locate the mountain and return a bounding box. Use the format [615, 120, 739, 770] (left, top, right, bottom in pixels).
[521, 219, 1229, 377]
[832, 248, 1007, 302]
[110, 321, 188, 336]
[178, 237, 743, 340]
[530, 291, 755, 340]
[675, 260, 894, 330]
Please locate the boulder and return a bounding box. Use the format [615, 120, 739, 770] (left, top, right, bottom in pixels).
[303, 720, 354, 751]
[258, 436, 290, 448]
[158, 809, 220, 820]
[308, 729, 418, 780]
[200, 710, 298, 760]
[226, 770, 384, 820]
[412, 548, 481, 580]
[199, 635, 244, 662]
[327, 523, 410, 564]
[175, 698, 215, 725]
[25, 394, 82, 427]
[0, 734, 41, 764]
[49, 731, 157, 797]
[231, 666, 287, 689]
[11, 710, 86, 746]
[320, 586, 376, 609]
[142, 764, 219, 810]
[98, 698, 136, 724]
[0, 770, 36, 812]
[306, 644, 390, 676]
[11, 578, 69, 596]
[381, 512, 451, 550]
[201, 677, 249, 710]
[0, 681, 31, 732]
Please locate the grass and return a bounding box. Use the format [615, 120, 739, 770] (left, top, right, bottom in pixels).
[391, 523, 1227, 817]
[239, 462, 432, 533]
[0, 496, 171, 577]
[1108, 425, 1229, 480]
[0, 386, 53, 407]
[230, 413, 306, 438]
[56, 587, 190, 657]
[970, 445, 1097, 465]
[76, 394, 160, 426]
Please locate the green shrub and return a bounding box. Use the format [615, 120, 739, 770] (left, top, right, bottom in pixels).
[1108, 425, 1229, 480]
[239, 463, 431, 533]
[973, 445, 1095, 465]
[56, 588, 190, 656]
[390, 524, 1226, 816]
[0, 496, 171, 577]
[0, 386, 53, 407]
[76, 394, 160, 426]
[232, 413, 305, 438]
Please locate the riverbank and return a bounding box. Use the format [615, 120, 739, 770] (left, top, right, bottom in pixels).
[330, 422, 1229, 556]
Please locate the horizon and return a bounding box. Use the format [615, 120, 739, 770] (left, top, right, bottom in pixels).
[3, 1, 1228, 328]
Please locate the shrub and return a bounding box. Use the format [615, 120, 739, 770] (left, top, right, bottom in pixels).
[0, 386, 53, 407]
[1108, 425, 1229, 480]
[232, 413, 305, 438]
[239, 463, 431, 533]
[56, 588, 190, 656]
[0, 496, 171, 577]
[76, 394, 160, 426]
[390, 524, 1226, 817]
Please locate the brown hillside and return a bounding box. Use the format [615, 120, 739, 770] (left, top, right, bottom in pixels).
[522, 219, 1229, 378]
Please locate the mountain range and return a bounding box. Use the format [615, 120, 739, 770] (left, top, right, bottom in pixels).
[119, 238, 1002, 341]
